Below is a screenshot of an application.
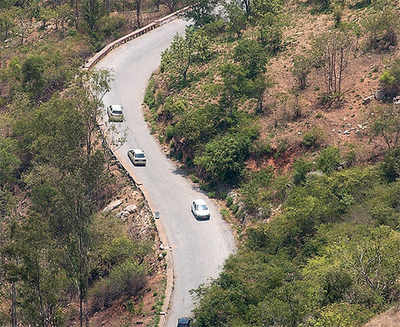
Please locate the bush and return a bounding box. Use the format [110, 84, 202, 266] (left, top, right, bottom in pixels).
[379, 59, 400, 97]
[161, 97, 186, 121]
[250, 139, 273, 160]
[203, 19, 226, 36]
[292, 158, 313, 185]
[259, 23, 283, 55]
[90, 261, 146, 313]
[291, 55, 312, 90]
[225, 2, 247, 38]
[302, 128, 324, 149]
[165, 125, 176, 141]
[194, 132, 252, 184]
[362, 6, 399, 52]
[233, 39, 267, 79]
[240, 168, 274, 215]
[381, 147, 400, 182]
[317, 146, 341, 174]
[97, 14, 127, 39]
[144, 78, 156, 110]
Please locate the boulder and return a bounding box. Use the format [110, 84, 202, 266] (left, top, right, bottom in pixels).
[102, 199, 122, 213]
[362, 95, 374, 105]
[393, 96, 400, 105]
[124, 204, 137, 213]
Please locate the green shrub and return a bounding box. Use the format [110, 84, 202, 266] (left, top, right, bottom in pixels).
[240, 168, 274, 215]
[259, 23, 283, 55]
[90, 261, 146, 313]
[291, 55, 312, 90]
[225, 2, 247, 38]
[233, 39, 267, 79]
[292, 158, 313, 185]
[250, 139, 273, 160]
[165, 125, 176, 141]
[381, 147, 400, 182]
[302, 127, 324, 149]
[97, 14, 127, 39]
[226, 196, 233, 207]
[379, 59, 400, 97]
[194, 132, 252, 184]
[317, 146, 341, 174]
[144, 78, 156, 110]
[203, 19, 226, 36]
[362, 6, 399, 52]
[162, 97, 186, 121]
[367, 182, 400, 227]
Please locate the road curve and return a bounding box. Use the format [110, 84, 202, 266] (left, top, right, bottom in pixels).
[96, 19, 235, 326]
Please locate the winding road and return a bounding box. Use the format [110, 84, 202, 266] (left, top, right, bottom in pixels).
[96, 19, 235, 326]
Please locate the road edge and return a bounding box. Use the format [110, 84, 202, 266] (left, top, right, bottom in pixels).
[88, 9, 189, 327]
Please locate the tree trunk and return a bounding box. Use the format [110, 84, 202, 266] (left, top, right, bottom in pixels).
[11, 282, 17, 327]
[75, 0, 79, 28]
[136, 0, 141, 28]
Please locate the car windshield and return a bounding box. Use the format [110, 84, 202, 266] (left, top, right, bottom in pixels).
[135, 153, 145, 158]
[198, 204, 208, 210]
[112, 110, 123, 115]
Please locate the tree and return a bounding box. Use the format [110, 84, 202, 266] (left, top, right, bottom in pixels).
[83, 0, 101, 33]
[370, 104, 400, 150]
[246, 74, 269, 114]
[183, 0, 218, 27]
[0, 137, 20, 187]
[220, 63, 248, 107]
[291, 55, 312, 90]
[0, 10, 14, 41]
[316, 146, 341, 174]
[135, 0, 142, 27]
[194, 132, 252, 184]
[362, 5, 399, 52]
[13, 7, 32, 44]
[54, 4, 73, 35]
[311, 29, 353, 96]
[224, 2, 247, 38]
[161, 28, 211, 85]
[21, 55, 45, 99]
[233, 39, 267, 79]
[379, 59, 400, 98]
[161, 0, 179, 13]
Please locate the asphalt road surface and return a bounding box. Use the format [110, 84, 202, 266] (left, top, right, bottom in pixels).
[96, 19, 235, 326]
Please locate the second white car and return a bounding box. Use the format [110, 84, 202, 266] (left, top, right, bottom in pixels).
[191, 199, 210, 220]
[128, 149, 147, 166]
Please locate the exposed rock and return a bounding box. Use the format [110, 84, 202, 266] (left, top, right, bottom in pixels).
[375, 88, 385, 101]
[103, 199, 122, 212]
[124, 204, 137, 213]
[362, 95, 374, 105]
[393, 96, 400, 104]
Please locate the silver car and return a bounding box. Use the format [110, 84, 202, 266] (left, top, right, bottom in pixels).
[128, 149, 147, 166]
[191, 199, 210, 220]
[107, 104, 124, 122]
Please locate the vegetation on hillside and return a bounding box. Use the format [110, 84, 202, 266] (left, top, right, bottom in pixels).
[145, 0, 400, 325]
[0, 0, 184, 325]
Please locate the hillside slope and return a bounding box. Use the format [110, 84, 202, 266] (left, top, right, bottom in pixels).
[145, 0, 400, 326]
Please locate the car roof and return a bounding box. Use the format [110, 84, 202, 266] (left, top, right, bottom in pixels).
[110, 104, 123, 110]
[194, 199, 206, 205]
[178, 317, 191, 323]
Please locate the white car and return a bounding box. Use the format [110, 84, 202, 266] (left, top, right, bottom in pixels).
[128, 149, 147, 166]
[107, 104, 124, 122]
[191, 199, 210, 220]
